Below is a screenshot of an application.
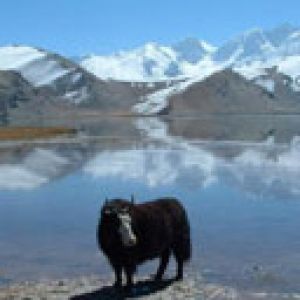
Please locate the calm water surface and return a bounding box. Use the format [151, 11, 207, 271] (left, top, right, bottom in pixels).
[1, 118, 300, 295]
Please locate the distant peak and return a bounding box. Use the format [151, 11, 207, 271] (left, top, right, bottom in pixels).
[272, 22, 298, 32]
[239, 28, 265, 40]
[265, 23, 300, 46]
[176, 37, 201, 45]
[143, 42, 159, 49]
[199, 40, 217, 53]
[173, 38, 216, 55]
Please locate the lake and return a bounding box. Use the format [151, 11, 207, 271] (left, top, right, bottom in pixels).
[1, 116, 300, 296]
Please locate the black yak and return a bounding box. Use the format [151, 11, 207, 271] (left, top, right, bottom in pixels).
[97, 197, 191, 289]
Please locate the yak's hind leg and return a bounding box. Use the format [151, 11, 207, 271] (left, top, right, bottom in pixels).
[173, 239, 189, 280]
[124, 264, 136, 289]
[111, 263, 122, 288]
[155, 249, 171, 281]
[173, 223, 191, 281]
[173, 247, 184, 280]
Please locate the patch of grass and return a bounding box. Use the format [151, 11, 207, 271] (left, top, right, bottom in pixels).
[0, 127, 77, 140]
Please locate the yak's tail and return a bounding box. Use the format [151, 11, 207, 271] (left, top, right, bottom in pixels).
[173, 207, 191, 262]
[181, 218, 191, 262]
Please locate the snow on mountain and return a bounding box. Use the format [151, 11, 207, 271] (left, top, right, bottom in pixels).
[265, 23, 299, 47]
[79, 24, 300, 99]
[277, 30, 300, 56]
[214, 28, 276, 63]
[234, 55, 300, 92]
[81, 43, 179, 81]
[173, 38, 216, 63]
[215, 24, 300, 64]
[0, 45, 98, 106]
[254, 78, 275, 94]
[0, 45, 146, 108]
[0, 46, 71, 87]
[133, 62, 224, 114]
[132, 24, 300, 114]
[1, 24, 300, 114]
[216, 24, 300, 89]
[80, 39, 216, 81]
[1, 24, 299, 88]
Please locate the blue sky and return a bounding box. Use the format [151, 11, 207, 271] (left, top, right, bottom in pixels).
[0, 0, 299, 56]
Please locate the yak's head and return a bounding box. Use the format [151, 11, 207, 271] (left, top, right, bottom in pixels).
[101, 196, 137, 247]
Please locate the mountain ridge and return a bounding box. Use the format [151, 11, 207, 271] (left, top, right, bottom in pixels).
[1, 24, 300, 120]
[78, 24, 300, 82]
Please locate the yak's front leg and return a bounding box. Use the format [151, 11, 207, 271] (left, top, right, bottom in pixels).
[112, 263, 122, 288]
[124, 264, 136, 290]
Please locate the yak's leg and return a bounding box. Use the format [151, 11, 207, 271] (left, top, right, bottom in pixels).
[124, 264, 135, 289]
[155, 249, 171, 281]
[112, 263, 122, 288]
[173, 245, 184, 280]
[175, 259, 183, 281]
[173, 249, 184, 280]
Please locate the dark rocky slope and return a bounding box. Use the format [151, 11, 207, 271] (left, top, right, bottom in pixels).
[165, 69, 300, 115]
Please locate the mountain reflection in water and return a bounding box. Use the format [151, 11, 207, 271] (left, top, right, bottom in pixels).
[1, 118, 300, 294]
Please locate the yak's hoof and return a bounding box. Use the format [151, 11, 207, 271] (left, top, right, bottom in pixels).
[113, 281, 122, 289]
[124, 284, 133, 294]
[175, 274, 183, 281]
[150, 273, 163, 282]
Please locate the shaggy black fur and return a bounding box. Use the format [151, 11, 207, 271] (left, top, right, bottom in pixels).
[97, 197, 191, 289]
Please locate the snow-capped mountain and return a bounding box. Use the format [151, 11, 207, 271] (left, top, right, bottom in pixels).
[215, 24, 300, 84]
[214, 24, 299, 63]
[171, 38, 216, 63]
[2, 24, 299, 88]
[0, 46, 72, 87]
[0, 45, 169, 114]
[118, 24, 300, 114]
[0, 45, 96, 105]
[81, 43, 178, 81]
[1, 24, 300, 119]
[214, 28, 275, 63]
[79, 24, 300, 84]
[80, 39, 216, 81]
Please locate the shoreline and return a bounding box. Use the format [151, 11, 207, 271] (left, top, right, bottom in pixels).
[0, 127, 77, 141]
[1, 274, 299, 300]
[0, 274, 236, 300]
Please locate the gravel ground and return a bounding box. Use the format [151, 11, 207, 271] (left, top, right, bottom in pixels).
[1, 275, 300, 300]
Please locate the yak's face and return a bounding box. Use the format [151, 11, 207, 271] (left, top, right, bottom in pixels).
[101, 200, 137, 248]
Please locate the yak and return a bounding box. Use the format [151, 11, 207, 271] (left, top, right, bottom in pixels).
[97, 196, 191, 289]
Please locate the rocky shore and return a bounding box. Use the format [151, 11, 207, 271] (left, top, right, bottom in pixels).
[1, 274, 299, 300]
